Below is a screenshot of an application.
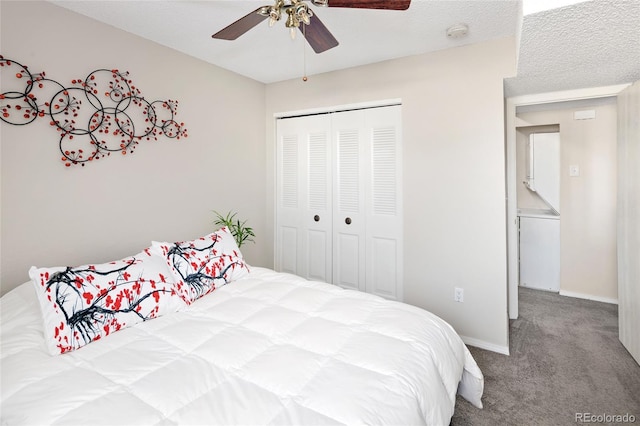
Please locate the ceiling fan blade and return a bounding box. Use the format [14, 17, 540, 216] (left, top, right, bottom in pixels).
[212, 8, 268, 40]
[321, 0, 411, 10]
[300, 14, 339, 53]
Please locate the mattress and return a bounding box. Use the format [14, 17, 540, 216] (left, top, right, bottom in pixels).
[1, 267, 483, 425]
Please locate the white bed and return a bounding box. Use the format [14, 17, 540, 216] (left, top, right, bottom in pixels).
[1, 265, 483, 425]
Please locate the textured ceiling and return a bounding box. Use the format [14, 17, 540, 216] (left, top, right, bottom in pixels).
[48, 0, 640, 95]
[506, 0, 640, 96]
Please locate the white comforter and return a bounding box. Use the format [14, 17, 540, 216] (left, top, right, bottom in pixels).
[1, 267, 483, 425]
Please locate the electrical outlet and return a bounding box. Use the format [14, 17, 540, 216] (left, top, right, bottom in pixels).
[454, 287, 464, 303]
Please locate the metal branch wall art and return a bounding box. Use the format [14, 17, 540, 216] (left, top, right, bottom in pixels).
[0, 56, 188, 167]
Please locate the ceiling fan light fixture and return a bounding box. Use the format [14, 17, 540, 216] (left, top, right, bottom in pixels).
[285, 8, 298, 27]
[295, 3, 313, 25]
[268, 7, 281, 26]
[285, 8, 300, 39]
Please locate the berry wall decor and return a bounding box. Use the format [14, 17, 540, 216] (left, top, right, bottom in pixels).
[0, 56, 188, 167]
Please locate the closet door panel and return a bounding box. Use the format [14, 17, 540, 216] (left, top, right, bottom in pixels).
[335, 233, 361, 290]
[332, 110, 366, 291]
[305, 127, 332, 282]
[279, 226, 298, 274]
[370, 237, 398, 298]
[276, 115, 332, 281]
[307, 229, 329, 281]
[365, 105, 403, 300]
[276, 129, 302, 275]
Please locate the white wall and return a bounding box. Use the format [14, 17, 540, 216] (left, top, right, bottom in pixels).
[0, 1, 268, 294]
[265, 38, 517, 352]
[517, 103, 618, 301]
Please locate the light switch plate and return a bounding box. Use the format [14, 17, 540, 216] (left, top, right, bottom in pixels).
[569, 165, 580, 177]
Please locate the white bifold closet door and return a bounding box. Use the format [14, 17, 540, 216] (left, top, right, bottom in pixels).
[276, 113, 333, 283]
[275, 105, 403, 300]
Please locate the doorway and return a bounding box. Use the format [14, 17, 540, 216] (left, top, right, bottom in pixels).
[506, 85, 628, 320]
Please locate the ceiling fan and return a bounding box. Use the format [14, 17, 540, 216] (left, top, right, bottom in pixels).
[212, 0, 411, 54]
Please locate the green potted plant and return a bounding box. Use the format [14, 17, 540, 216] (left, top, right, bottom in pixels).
[213, 210, 255, 248]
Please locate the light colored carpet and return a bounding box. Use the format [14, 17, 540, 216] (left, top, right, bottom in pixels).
[451, 287, 640, 425]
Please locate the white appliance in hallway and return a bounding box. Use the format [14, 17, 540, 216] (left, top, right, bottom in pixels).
[524, 132, 560, 213]
[519, 210, 560, 291]
[519, 131, 560, 292]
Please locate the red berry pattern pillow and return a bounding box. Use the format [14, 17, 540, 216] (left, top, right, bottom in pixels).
[152, 227, 250, 304]
[30, 249, 186, 355]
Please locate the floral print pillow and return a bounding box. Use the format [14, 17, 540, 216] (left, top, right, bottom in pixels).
[152, 227, 250, 304]
[30, 249, 186, 355]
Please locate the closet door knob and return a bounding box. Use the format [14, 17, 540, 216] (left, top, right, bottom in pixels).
[345, 217, 352, 225]
[314, 215, 320, 222]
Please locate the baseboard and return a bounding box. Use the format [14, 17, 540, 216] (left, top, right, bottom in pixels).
[559, 290, 618, 305]
[460, 335, 510, 356]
